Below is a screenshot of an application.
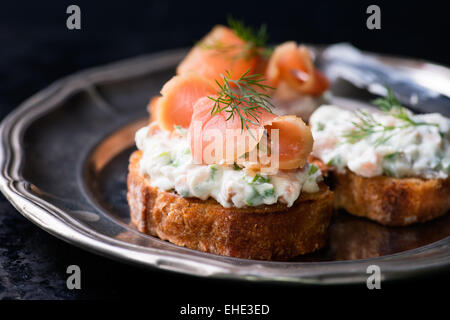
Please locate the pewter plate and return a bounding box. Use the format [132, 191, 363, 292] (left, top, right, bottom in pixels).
[1, 48, 449, 284]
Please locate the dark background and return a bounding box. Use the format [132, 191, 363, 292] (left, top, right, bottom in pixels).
[0, 0, 449, 306]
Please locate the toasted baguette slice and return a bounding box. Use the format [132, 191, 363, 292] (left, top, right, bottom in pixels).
[310, 157, 450, 226]
[127, 151, 334, 260]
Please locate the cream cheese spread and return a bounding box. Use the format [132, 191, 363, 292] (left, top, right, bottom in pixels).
[135, 126, 322, 208]
[310, 105, 450, 179]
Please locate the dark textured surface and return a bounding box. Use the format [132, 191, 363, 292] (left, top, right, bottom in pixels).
[0, 0, 450, 302]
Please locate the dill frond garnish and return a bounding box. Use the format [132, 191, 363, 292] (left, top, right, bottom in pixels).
[343, 87, 439, 145]
[199, 17, 271, 60]
[226, 16, 269, 48]
[208, 69, 274, 133]
[373, 87, 403, 112]
[342, 109, 396, 145]
[373, 87, 438, 127]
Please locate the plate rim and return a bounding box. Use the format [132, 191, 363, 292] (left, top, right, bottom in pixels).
[1, 47, 449, 285]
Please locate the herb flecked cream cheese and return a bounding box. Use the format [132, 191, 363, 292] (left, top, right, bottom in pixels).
[310, 105, 450, 179]
[135, 126, 322, 208]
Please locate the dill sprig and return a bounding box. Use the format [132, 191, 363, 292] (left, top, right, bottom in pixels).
[373, 87, 437, 127]
[208, 69, 275, 133]
[343, 110, 396, 145]
[226, 16, 269, 48]
[373, 87, 403, 112]
[200, 17, 271, 60]
[344, 87, 439, 145]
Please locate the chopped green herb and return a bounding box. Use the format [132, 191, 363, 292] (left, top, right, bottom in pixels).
[251, 174, 270, 184]
[263, 187, 275, 197]
[210, 164, 219, 179]
[246, 185, 274, 206]
[316, 122, 325, 131]
[326, 156, 341, 167]
[157, 151, 170, 158]
[233, 162, 242, 170]
[245, 198, 254, 206]
[383, 152, 402, 161]
[243, 173, 274, 206]
[381, 152, 403, 177]
[308, 165, 319, 176]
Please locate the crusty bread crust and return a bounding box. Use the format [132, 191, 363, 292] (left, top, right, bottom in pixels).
[127, 151, 334, 260]
[309, 157, 450, 226]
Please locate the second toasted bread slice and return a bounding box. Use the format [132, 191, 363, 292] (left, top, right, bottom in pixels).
[311, 158, 450, 226]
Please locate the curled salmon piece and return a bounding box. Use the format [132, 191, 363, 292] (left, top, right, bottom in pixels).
[266, 42, 329, 96]
[152, 73, 216, 131]
[177, 25, 261, 84]
[188, 96, 313, 170]
[265, 115, 313, 169]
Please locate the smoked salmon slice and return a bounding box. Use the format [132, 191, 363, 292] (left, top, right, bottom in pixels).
[189, 96, 313, 170]
[151, 73, 216, 131]
[266, 42, 329, 96]
[189, 96, 276, 165]
[150, 55, 315, 170]
[177, 25, 262, 85]
[265, 115, 313, 169]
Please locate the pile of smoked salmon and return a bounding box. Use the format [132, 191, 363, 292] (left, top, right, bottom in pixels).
[127, 21, 334, 260]
[149, 23, 329, 170]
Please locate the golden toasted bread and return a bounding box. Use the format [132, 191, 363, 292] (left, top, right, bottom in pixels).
[310, 157, 450, 226]
[127, 151, 334, 260]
